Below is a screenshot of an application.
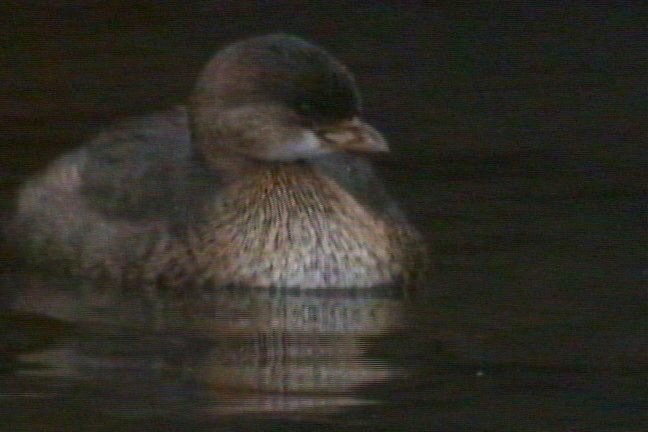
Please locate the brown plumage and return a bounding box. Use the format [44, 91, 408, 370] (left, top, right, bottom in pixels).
[11, 35, 427, 290]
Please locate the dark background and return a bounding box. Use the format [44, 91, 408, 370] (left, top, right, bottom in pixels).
[1, 1, 645, 430]
[2, 2, 643, 197]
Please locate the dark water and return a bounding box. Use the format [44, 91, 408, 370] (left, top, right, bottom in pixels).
[1, 2, 645, 431]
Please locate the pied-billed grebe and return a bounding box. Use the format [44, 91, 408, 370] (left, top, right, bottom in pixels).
[12, 34, 426, 289]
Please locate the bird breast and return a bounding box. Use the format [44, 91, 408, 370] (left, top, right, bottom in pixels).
[188, 164, 404, 288]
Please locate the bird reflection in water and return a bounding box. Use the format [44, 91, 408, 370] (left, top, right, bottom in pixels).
[8, 278, 408, 417]
[194, 286, 406, 414]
